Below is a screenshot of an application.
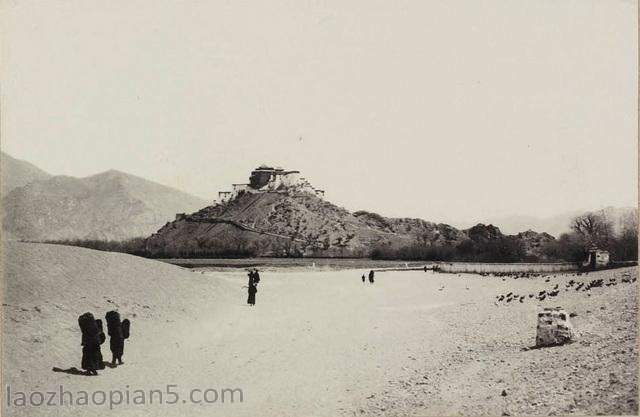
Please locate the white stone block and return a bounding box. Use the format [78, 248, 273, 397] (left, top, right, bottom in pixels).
[535, 307, 575, 347]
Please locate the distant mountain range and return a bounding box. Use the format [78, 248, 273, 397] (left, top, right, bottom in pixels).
[1, 152, 52, 196]
[1, 152, 208, 241]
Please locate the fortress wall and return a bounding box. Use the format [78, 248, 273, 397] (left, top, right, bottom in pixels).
[280, 172, 301, 187]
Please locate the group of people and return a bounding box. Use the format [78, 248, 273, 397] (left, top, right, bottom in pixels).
[245, 268, 261, 306]
[78, 311, 130, 375]
[362, 270, 375, 284]
[243, 267, 377, 306]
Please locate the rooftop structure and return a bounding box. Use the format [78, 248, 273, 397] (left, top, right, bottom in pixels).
[216, 166, 323, 203]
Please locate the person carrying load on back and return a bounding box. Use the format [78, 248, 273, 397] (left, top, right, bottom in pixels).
[78, 312, 106, 376]
[105, 310, 131, 366]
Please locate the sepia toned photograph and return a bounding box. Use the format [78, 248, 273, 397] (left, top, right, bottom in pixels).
[1, 1, 638, 416]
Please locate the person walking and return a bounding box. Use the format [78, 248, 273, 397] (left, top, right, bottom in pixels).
[105, 311, 130, 366]
[78, 312, 105, 376]
[368, 270, 375, 284]
[361, 274, 366, 283]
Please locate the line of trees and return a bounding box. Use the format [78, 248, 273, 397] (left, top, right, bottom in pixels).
[40, 237, 151, 257]
[370, 237, 527, 262]
[40, 237, 259, 259]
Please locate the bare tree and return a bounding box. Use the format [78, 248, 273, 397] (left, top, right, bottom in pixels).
[571, 211, 613, 248]
[620, 210, 638, 236]
[614, 210, 639, 260]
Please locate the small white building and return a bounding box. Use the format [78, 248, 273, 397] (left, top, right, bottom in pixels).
[218, 191, 232, 203]
[583, 247, 610, 270]
[232, 183, 249, 193]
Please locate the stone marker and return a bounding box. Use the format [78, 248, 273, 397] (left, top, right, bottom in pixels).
[535, 307, 575, 347]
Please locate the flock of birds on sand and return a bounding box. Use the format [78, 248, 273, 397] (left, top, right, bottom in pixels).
[493, 271, 637, 306]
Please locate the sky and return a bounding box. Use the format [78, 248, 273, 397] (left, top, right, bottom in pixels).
[1, 0, 637, 225]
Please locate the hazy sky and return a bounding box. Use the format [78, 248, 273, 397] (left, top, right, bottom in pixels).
[2, 0, 637, 225]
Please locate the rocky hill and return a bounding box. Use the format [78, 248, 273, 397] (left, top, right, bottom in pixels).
[0, 151, 51, 196]
[145, 187, 554, 259]
[146, 191, 472, 258]
[3, 170, 208, 241]
[516, 230, 557, 259]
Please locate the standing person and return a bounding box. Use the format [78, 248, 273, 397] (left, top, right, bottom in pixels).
[368, 270, 375, 284]
[78, 312, 105, 376]
[246, 270, 257, 306]
[361, 274, 366, 283]
[253, 268, 261, 285]
[105, 311, 129, 366]
[247, 279, 257, 306]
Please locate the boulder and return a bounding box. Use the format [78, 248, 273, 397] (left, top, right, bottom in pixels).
[535, 307, 575, 347]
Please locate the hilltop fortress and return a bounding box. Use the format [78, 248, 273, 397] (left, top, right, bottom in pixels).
[151, 165, 562, 260]
[217, 165, 324, 203]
